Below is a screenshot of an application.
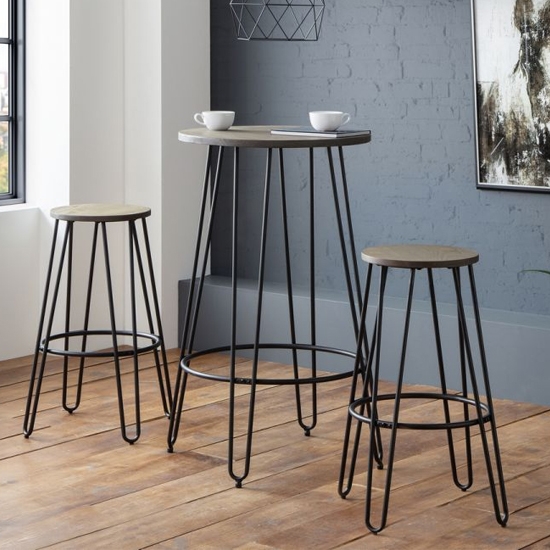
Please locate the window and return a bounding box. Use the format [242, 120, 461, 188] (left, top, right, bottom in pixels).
[0, 0, 24, 205]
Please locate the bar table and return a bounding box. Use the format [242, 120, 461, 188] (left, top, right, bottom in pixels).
[168, 125, 372, 486]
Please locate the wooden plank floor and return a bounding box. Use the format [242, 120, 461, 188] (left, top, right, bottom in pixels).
[1, 348, 550, 549]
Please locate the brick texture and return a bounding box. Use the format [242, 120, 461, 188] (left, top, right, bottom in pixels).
[209, 0, 550, 315]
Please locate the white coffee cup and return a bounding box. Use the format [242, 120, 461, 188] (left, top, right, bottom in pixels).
[194, 110, 235, 131]
[309, 111, 351, 132]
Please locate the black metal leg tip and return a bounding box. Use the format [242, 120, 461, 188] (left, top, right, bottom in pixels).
[235, 481, 242, 488]
[167, 446, 174, 453]
[24, 433, 30, 439]
[304, 429, 311, 437]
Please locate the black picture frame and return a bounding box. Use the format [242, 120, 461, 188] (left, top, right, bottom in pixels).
[471, 0, 550, 192]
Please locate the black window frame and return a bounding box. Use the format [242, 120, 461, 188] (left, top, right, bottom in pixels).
[0, 0, 25, 205]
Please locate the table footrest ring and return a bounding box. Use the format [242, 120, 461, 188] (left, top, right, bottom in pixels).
[182, 343, 357, 385]
[349, 391, 492, 430]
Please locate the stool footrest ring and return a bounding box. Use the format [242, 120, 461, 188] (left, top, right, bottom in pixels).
[41, 330, 162, 358]
[182, 343, 357, 386]
[349, 392, 491, 430]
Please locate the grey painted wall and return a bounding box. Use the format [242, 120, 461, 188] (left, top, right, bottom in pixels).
[179, 277, 550, 405]
[210, 0, 550, 315]
[181, 0, 550, 405]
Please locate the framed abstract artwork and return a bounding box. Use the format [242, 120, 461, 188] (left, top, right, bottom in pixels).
[471, 0, 550, 191]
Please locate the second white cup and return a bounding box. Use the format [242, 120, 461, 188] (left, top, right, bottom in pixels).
[194, 110, 235, 131]
[309, 111, 351, 132]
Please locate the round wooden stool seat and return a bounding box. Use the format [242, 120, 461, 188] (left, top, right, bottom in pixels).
[361, 244, 479, 269]
[51, 203, 151, 223]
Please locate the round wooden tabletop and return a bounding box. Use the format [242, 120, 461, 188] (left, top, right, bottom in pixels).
[361, 244, 479, 269]
[178, 125, 372, 149]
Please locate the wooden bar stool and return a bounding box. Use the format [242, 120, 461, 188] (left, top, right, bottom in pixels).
[23, 204, 172, 444]
[338, 244, 508, 532]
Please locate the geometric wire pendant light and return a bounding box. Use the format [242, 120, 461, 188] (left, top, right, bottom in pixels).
[229, 0, 325, 41]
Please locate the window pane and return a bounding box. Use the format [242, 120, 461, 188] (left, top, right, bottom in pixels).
[0, 121, 8, 194]
[0, 0, 22, 204]
[0, 0, 8, 38]
[0, 45, 8, 114]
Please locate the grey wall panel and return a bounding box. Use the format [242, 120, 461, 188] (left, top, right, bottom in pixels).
[179, 276, 550, 405]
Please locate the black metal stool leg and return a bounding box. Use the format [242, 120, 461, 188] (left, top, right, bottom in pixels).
[101, 222, 139, 444]
[454, 266, 509, 526]
[339, 263, 375, 498]
[456, 270, 474, 488]
[63, 222, 100, 414]
[132, 218, 172, 416]
[427, 268, 473, 491]
[61, 220, 74, 412]
[364, 265, 389, 532]
[366, 267, 416, 533]
[23, 220, 65, 436]
[128, 220, 142, 437]
[454, 269, 475, 488]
